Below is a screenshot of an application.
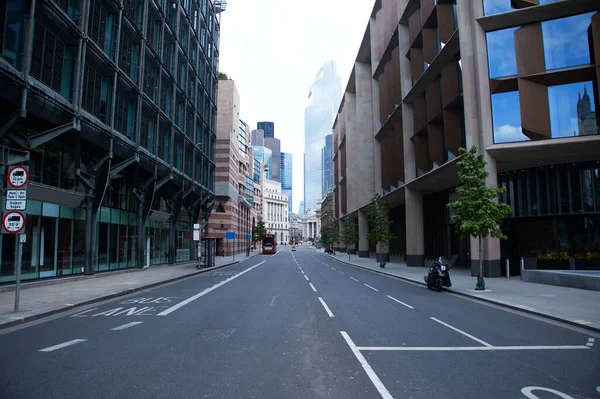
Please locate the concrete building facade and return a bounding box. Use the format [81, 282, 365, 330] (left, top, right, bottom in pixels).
[332, 0, 600, 276]
[210, 78, 258, 256]
[0, 0, 222, 282]
[263, 179, 289, 244]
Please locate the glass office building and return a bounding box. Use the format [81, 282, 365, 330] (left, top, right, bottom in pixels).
[281, 152, 293, 213]
[253, 146, 272, 180]
[304, 61, 342, 211]
[321, 134, 333, 198]
[0, 0, 221, 282]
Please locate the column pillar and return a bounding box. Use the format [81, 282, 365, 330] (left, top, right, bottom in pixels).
[405, 186, 424, 266]
[358, 210, 369, 257]
[84, 199, 97, 275]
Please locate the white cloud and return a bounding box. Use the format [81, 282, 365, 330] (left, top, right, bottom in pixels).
[218, 0, 375, 213]
[494, 124, 529, 143]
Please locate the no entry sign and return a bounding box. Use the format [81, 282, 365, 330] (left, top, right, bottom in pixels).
[7, 165, 29, 189]
[3, 210, 26, 234]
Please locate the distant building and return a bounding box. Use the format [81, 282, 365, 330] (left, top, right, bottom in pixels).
[280, 152, 293, 214]
[257, 121, 275, 138]
[322, 134, 333, 197]
[263, 179, 289, 244]
[252, 145, 272, 180]
[298, 201, 305, 217]
[577, 86, 598, 136]
[252, 129, 281, 181]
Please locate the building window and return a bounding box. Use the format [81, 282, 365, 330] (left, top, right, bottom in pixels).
[542, 12, 594, 71]
[115, 90, 136, 140]
[548, 81, 599, 138]
[88, 0, 116, 59]
[82, 65, 112, 124]
[174, 134, 183, 170]
[491, 91, 529, 143]
[486, 27, 517, 79]
[158, 129, 170, 162]
[140, 111, 156, 154]
[30, 21, 75, 101]
[123, 0, 143, 28]
[119, 29, 140, 84]
[161, 79, 172, 117]
[1, 0, 28, 70]
[144, 61, 159, 103]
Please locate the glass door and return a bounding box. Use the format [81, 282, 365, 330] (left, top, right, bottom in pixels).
[39, 216, 58, 278]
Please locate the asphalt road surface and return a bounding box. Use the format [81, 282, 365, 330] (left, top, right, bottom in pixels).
[1, 245, 599, 399]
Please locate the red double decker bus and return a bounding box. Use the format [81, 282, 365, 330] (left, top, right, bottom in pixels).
[262, 233, 277, 254]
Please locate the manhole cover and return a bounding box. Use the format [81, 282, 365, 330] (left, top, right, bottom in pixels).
[195, 328, 237, 341]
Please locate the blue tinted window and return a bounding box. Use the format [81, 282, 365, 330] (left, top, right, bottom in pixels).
[491, 91, 529, 143]
[483, 0, 512, 16]
[486, 27, 517, 78]
[542, 13, 594, 70]
[548, 81, 599, 138]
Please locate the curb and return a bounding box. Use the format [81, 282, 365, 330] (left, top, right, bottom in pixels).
[323, 253, 600, 334]
[0, 255, 259, 331]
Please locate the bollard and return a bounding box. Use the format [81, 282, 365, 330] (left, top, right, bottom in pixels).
[520, 257, 524, 280]
[505, 259, 510, 280]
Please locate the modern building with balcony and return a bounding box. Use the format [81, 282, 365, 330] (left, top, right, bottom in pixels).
[210, 78, 257, 256]
[333, 0, 600, 276]
[0, 0, 222, 282]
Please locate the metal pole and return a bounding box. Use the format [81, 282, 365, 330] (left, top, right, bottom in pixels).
[505, 259, 510, 280]
[14, 235, 23, 313]
[520, 257, 524, 281]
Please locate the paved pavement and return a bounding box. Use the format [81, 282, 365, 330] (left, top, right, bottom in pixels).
[0, 251, 259, 329]
[0, 244, 598, 398]
[322, 249, 600, 333]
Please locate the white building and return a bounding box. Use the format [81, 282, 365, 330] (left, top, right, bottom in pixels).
[263, 179, 289, 244]
[301, 208, 321, 241]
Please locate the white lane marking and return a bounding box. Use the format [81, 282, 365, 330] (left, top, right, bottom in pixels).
[386, 295, 414, 309]
[586, 337, 595, 347]
[339, 271, 346, 275]
[110, 321, 144, 331]
[357, 345, 590, 351]
[340, 331, 393, 399]
[430, 317, 493, 347]
[301, 270, 305, 274]
[521, 386, 575, 399]
[350, 277, 359, 282]
[39, 339, 87, 352]
[157, 261, 265, 316]
[304, 274, 309, 281]
[331, 267, 337, 271]
[318, 297, 334, 317]
[364, 284, 379, 292]
[309, 283, 317, 292]
[596, 386, 600, 394]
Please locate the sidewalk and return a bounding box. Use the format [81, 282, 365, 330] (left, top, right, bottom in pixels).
[319, 249, 600, 333]
[0, 250, 260, 330]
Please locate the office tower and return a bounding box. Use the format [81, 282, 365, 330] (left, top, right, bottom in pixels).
[280, 152, 293, 213]
[257, 121, 275, 138]
[321, 134, 333, 197]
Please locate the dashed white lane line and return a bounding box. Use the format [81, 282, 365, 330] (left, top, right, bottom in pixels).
[587, 338, 595, 347]
[350, 277, 359, 282]
[338, 271, 346, 275]
[309, 283, 317, 292]
[39, 339, 87, 352]
[364, 284, 379, 292]
[110, 321, 144, 331]
[341, 331, 392, 399]
[304, 274, 310, 281]
[157, 261, 265, 316]
[386, 295, 414, 309]
[301, 270, 305, 274]
[318, 297, 335, 317]
[430, 317, 493, 347]
[331, 267, 337, 271]
[356, 345, 590, 351]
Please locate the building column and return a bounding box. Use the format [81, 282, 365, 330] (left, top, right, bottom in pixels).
[358, 209, 369, 257]
[405, 186, 424, 266]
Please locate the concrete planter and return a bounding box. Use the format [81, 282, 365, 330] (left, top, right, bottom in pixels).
[537, 259, 570, 270]
[575, 260, 600, 270]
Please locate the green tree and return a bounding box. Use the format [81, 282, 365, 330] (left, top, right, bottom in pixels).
[217, 72, 229, 79]
[368, 193, 396, 266]
[253, 218, 267, 244]
[340, 215, 358, 260]
[447, 146, 513, 289]
[320, 225, 331, 249]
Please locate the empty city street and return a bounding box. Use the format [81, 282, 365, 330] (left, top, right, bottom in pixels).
[1, 245, 599, 399]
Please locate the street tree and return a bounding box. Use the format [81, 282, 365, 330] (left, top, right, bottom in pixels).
[368, 193, 396, 267]
[447, 146, 513, 290]
[340, 215, 358, 261]
[253, 218, 267, 245]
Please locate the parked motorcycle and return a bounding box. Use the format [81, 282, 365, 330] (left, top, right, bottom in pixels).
[424, 257, 452, 292]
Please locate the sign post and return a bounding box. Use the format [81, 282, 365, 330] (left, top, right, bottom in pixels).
[246, 233, 251, 257]
[225, 231, 235, 261]
[4, 165, 29, 313]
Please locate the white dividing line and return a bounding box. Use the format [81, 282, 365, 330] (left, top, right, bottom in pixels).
[339, 271, 346, 275]
[350, 277, 359, 282]
[304, 274, 310, 281]
[364, 284, 379, 292]
[110, 321, 144, 331]
[39, 339, 87, 352]
[356, 345, 590, 351]
[430, 317, 493, 347]
[157, 261, 265, 316]
[587, 338, 595, 347]
[331, 267, 337, 271]
[309, 283, 317, 292]
[301, 270, 305, 274]
[340, 331, 393, 399]
[318, 297, 334, 317]
[386, 295, 414, 309]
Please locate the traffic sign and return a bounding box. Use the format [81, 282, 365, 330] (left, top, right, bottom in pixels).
[225, 231, 235, 240]
[6, 199, 26, 210]
[2, 211, 26, 234]
[246, 234, 251, 240]
[7, 165, 29, 189]
[7, 190, 26, 200]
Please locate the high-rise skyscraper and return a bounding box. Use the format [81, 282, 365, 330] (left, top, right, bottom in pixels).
[298, 201, 305, 217]
[251, 128, 281, 181]
[252, 145, 273, 180]
[280, 152, 293, 213]
[321, 134, 333, 197]
[257, 121, 275, 138]
[304, 61, 342, 212]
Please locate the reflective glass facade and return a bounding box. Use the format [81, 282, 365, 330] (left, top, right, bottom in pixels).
[483, 0, 566, 16]
[304, 61, 342, 211]
[253, 146, 272, 180]
[281, 152, 293, 213]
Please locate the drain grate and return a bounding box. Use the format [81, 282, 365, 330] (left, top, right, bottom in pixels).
[195, 328, 237, 341]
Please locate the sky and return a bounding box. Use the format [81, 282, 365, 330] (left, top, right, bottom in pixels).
[217, 0, 376, 214]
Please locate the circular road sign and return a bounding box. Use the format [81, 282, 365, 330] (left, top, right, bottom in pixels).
[3, 210, 26, 234]
[7, 165, 29, 189]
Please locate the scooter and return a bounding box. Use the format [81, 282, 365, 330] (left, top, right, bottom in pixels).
[424, 257, 452, 292]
